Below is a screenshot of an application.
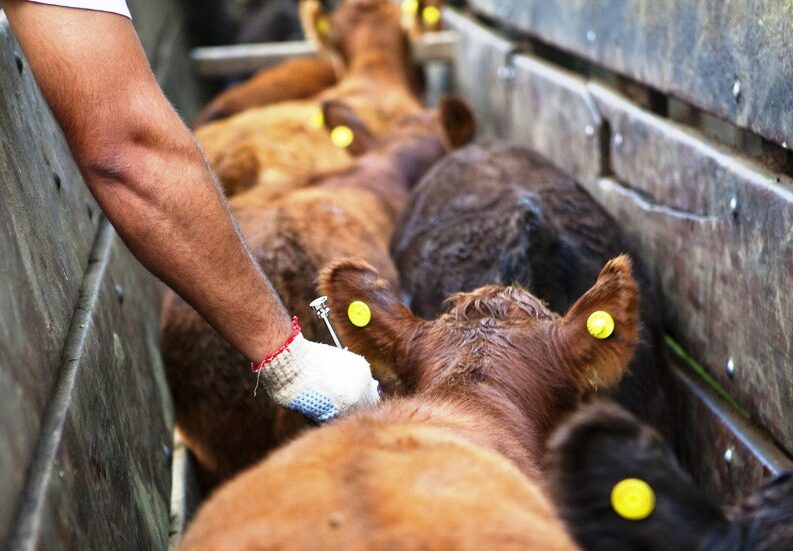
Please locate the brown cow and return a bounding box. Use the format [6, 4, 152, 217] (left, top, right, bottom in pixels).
[178, 255, 639, 550]
[196, 0, 423, 196]
[161, 97, 474, 489]
[192, 0, 446, 127]
[193, 57, 338, 128]
[391, 142, 676, 440]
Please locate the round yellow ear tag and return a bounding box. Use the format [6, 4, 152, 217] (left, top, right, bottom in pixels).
[348, 301, 371, 328]
[330, 125, 354, 149]
[611, 478, 655, 521]
[401, 0, 419, 15]
[422, 6, 442, 26]
[315, 16, 330, 36]
[586, 310, 615, 339]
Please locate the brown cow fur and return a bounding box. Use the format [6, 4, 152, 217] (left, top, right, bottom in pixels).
[193, 57, 338, 128]
[391, 142, 676, 440]
[191, 0, 441, 128]
[160, 97, 474, 489]
[196, 0, 423, 196]
[320, 255, 640, 470]
[179, 256, 639, 550]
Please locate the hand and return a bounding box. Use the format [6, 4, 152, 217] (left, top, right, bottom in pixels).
[257, 333, 380, 422]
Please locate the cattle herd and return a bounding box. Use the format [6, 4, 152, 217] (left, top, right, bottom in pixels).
[163, 1, 793, 549]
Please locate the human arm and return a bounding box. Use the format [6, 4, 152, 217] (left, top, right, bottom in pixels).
[1, 1, 378, 417]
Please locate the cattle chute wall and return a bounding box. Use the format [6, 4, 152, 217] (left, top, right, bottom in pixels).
[0, 1, 205, 548]
[445, 3, 793, 505]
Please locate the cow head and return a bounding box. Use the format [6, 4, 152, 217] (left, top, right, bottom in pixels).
[319, 255, 640, 447]
[319, 94, 475, 156]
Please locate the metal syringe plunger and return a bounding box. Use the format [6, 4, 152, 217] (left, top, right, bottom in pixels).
[309, 296, 345, 349]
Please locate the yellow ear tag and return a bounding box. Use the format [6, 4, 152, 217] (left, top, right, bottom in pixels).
[422, 6, 442, 26]
[315, 15, 330, 36]
[401, 0, 419, 15]
[310, 109, 325, 129]
[348, 301, 371, 328]
[586, 310, 615, 339]
[330, 125, 354, 149]
[611, 478, 655, 521]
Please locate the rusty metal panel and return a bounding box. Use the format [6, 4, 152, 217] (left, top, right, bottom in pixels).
[508, 53, 603, 185]
[669, 353, 792, 506]
[444, 8, 514, 139]
[469, 0, 793, 149]
[576, 83, 793, 452]
[0, 19, 101, 545]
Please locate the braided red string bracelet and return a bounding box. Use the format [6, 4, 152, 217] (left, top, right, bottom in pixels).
[250, 316, 301, 373]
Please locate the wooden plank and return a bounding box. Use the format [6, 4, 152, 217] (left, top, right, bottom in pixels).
[571, 79, 793, 451]
[508, 53, 603, 186]
[669, 350, 792, 506]
[588, 83, 793, 452]
[190, 31, 458, 78]
[0, 18, 101, 546]
[444, 8, 514, 139]
[469, 0, 793, 149]
[11, 234, 173, 550]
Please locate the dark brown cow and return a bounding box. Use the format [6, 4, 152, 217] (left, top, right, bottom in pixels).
[549, 402, 793, 551]
[391, 142, 675, 439]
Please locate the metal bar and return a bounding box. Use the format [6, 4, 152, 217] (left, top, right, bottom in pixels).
[670, 353, 793, 475]
[8, 220, 115, 551]
[190, 31, 458, 78]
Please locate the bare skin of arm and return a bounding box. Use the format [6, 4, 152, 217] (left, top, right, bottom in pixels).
[1, 1, 292, 361]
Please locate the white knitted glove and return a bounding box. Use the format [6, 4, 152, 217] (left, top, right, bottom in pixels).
[253, 324, 380, 422]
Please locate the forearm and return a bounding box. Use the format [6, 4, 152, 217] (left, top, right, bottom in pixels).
[85, 114, 293, 361]
[3, 1, 291, 360]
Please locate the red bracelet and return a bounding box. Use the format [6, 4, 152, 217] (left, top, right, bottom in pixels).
[250, 316, 301, 373]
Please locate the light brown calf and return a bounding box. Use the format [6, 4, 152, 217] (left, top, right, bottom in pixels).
[196, 0, 423, 196]
[179, 256, 639, 549]
[161, 97, 474, 489]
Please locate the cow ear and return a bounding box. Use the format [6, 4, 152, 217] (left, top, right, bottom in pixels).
[320, 100, 376, 156]
[300, 0, 333, 50]
[318, 259, 424, 380]
[553, 255, 639, 391]
[547, 402, 726, 551]
[438, 95, 476, 149]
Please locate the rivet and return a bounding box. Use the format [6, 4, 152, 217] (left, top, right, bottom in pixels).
[586, 30, 596, 43]
[732, 79, 741, 102]
[53, 172, 62, 191]
[725, 357, 735, 379]
[497, 65, 516, 83]
[724, 447, 734, 466]
[115, 284, 124, 304]
[614, 133, 624, 146]
[729, 196, 738, 216]
[585, 124, 595, 137]
[14, 53, 23, 74]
